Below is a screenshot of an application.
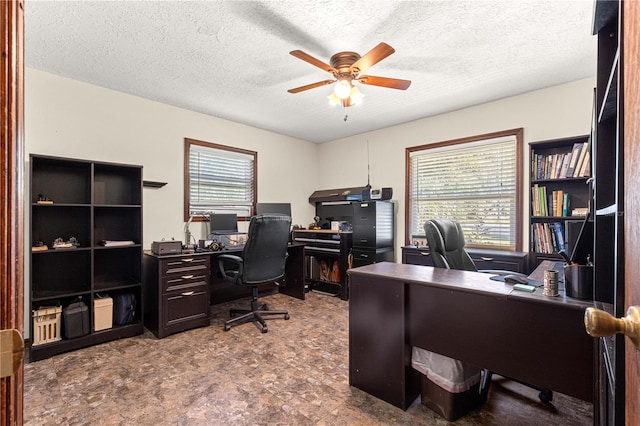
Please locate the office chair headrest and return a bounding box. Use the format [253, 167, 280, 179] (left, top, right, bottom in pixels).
[427, 219, 466, 252]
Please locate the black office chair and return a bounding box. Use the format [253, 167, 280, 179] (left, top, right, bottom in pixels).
[424, 218, 553, 403]
[218, 214, 291, 333]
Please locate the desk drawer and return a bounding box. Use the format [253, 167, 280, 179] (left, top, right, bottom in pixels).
[164, 284, 209, 325]
[402, 250, 433, 266]
[161, 256, 209, 275]
[163, 274, 209, 293]
[469, 254, 524, 273]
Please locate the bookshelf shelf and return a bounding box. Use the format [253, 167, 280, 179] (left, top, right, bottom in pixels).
[529, 135, 591, 263]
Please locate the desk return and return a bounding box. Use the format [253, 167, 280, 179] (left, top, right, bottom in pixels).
[348, 262, 593, 410]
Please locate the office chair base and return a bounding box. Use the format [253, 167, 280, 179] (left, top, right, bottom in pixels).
[224, 303, 289, 333]
[480, 370, 553, 403]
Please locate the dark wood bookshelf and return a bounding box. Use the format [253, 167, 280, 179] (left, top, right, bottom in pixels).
[29, 154, 144, 362]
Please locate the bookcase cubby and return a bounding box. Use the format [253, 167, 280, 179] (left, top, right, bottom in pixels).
[29, 154, 144, 361]
[529, 135, 591, 266]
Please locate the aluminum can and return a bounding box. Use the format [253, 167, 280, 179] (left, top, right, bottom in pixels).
[543, 269, 559, 296]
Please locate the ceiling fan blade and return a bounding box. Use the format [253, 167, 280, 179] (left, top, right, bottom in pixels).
[350, 42, 395, 74]
[288, 79, 336, 94]
[290, 50, 336, 73]
[357, 75, 412, 90]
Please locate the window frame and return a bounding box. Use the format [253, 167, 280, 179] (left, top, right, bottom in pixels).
[184, 138, 257, 222]
[404, 128, 523, 251]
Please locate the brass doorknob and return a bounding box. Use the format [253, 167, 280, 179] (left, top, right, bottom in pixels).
[584, 306, 640, 349]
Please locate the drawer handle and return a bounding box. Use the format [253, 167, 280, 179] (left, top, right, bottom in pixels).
[181, 291, 195, 296]
[420, 252, 431, 256]
[480, 257, 494, 261]
[360, 254, 369, 258]
[181, 258, 194, 263]
[181, 275, 194, 279]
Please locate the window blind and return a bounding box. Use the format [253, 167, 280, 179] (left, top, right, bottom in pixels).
[188, 144, 255, 217]
[409, 137, 517, 249]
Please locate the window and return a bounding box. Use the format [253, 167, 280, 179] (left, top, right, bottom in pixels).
[406, 129, 523, 250]
[184, 138, 257, 221]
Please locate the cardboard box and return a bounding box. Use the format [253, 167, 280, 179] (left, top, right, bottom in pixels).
[94, 296, 113, 331]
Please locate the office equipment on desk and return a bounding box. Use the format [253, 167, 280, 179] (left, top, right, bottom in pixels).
[424, 219, 552, 404]
[151, 240, 182, 255]
[209, 213, 241, 235]
[218, 214, 291, 333]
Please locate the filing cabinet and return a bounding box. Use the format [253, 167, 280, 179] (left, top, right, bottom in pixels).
[143, 252, 211, 338]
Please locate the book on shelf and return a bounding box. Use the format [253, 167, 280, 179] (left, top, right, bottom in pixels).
[566, 142, 584, 177]
[100, 240, 135, 247]
[532, 184, 540, 216]
[553, 222, 567, 252]
[578, 151, 591, 177]
[562, 193, 569, 217]
[531, 222, 565, 254]
[559, 152, 572, 178]
[571, 207, 589, 217]
[573, 142, 589, 178]
[582, 152, 591, 177]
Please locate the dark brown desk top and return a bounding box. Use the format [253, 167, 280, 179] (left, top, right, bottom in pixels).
[348, 262, 593, 311]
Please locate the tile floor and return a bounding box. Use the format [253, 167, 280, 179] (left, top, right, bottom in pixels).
[24, 292, 592, 425]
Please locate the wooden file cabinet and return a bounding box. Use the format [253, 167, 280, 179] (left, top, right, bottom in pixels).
[143, 252, 211, 338]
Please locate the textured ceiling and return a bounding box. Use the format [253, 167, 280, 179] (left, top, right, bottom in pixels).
[25, 0, 597, 144]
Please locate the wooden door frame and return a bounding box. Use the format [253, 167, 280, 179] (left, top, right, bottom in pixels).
[624, 1, 640, 423]
[1, 0, 24, 424]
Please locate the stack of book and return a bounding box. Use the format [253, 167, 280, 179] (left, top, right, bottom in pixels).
[532, 184, 570, 217]
[531, 222, 566, 254]
[532, 142, 591, 180]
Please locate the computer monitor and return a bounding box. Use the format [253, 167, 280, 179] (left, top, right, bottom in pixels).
[209, 213, 238, 234]
[255, 202, 291, 217]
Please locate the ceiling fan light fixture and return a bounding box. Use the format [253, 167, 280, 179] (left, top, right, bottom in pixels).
[327, 92, 341, 106]
[349, 86, 364, 105]
[334, 79, 352, 99]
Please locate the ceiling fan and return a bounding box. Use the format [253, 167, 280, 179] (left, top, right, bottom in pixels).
[288, 42, 411, 107]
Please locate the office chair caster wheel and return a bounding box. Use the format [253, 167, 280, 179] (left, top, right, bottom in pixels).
[539, 390, 553, 403]
[285, 314, 290, 320]
[261, 327, 268, 334]
[224, 325, 231, 332]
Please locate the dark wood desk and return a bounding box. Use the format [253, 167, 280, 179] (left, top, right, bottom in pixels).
[348, 262, 594, 410]
[143, 243, 305, 338]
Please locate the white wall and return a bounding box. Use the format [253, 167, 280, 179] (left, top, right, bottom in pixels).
[25, 69, 319, 246]
[316, 77, 596, 256]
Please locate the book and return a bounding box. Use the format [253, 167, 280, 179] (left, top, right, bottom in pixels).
[559, 151, 572, 178]
[554, 222, 567, 252]
[582, 152, 591, 176]
[562, 193, 569, 217]
[573, 142, 589, 178]
[100, 240, 135, 247]
[578, 151, 590, 177]
[533, 184, 540, 216]
[566, 143, 584, 177]
[571, 207, 589, 216]
[554, 153, 565, 179]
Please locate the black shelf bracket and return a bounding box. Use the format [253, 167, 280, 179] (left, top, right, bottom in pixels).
[143, 180, 167, 189]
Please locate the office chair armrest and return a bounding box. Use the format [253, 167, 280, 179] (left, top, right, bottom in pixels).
[478, 270, 528, 279]
[218, 254, 243, 281]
